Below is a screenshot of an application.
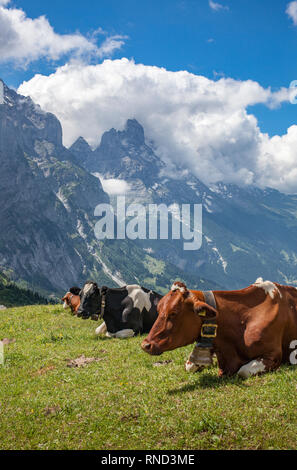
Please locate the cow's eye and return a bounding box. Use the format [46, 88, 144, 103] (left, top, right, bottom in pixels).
[168, 311, 178, 319]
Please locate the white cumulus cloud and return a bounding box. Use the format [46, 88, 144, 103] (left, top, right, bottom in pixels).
[209, 1, 229, 11]
[286, 1, 297, 25]
[0, 2, 126, 66]
[18, 58, 295, 193]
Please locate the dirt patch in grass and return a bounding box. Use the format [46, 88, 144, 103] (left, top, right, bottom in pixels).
[120, 413, 140, 423]
[66, 355, 104, 368]
[153, 360, 173, 367]
[35, 365, 55, 375]
[44, 406, 61, 416]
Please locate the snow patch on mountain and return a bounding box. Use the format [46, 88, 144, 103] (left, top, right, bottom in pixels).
[55, 189, 71, 213]
[92, 173, 130, 195]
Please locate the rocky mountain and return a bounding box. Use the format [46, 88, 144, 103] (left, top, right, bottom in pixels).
[71, 120, 160, 176]
[71, 119, 297, 290]
[0, 81, 218, 297]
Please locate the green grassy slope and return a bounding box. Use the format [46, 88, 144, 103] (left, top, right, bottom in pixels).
[0, 305, 296, 450]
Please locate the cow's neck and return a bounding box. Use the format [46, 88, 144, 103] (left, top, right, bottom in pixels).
[191, 289, 240, 348]
[205, 289, 249, 373]
[194, 288, 250, 319]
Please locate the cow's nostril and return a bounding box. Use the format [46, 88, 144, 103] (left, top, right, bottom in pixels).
[141, 341, 151, 351]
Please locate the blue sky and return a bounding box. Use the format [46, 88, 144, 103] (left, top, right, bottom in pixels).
[1, 0, 296, 136]
[2, 0, 297, 192]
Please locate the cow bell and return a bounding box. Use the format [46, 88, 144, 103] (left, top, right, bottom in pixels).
[188, 344, 213, 367]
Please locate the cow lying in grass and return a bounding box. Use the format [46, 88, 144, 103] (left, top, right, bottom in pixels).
[77, 281, 163, 339]
[62, 287, 81, 315]
[141, 279, 297, 378]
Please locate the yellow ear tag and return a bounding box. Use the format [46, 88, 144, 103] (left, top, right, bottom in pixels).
[199, 310, 206, 317]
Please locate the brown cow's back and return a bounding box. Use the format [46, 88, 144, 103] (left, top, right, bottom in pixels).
[209, 283, 297, 374]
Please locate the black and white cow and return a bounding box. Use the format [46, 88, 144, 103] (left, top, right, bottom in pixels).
[77, 282, 163, 338]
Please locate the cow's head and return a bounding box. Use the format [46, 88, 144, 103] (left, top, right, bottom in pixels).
[62, 287, 81, 313]
[77, 281, 101, 319]
[62, 292, 72, 310]
[141, 281, 217, 355]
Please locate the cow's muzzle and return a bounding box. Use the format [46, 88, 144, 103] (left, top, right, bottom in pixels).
[141, 340, 162, 356]
[77, 309, 90, 319]
[91, 313, 99, 321]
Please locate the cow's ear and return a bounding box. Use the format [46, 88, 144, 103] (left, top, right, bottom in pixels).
[95, 284, 100, 294]
[70, 286, 81, 295]
[193, 301, 217, 318]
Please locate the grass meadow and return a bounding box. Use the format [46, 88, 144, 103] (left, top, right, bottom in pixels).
[0, 305, 296, 450]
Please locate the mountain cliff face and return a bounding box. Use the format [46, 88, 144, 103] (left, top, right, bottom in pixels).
[0, 82, 218, 296]
[71, 118, 297, 290]
[0, 80, 111, 293]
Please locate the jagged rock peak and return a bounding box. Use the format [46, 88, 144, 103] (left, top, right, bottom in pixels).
[124, 119, 145, 144]
[70, 136, 92, 151]
[99, 118, 145, 149]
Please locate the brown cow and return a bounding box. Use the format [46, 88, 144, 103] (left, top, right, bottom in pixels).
[141, 279, 297, 377]
[62, 287, 81, 315]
